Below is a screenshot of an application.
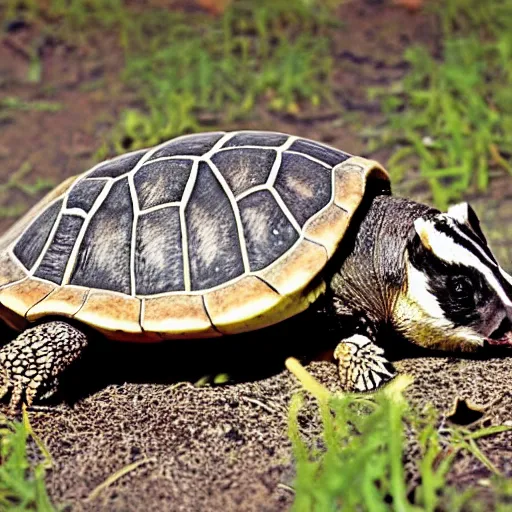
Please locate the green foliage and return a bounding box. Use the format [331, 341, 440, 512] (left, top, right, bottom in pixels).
[4, 0, 124, 31]
[3, 0, 338, 151]
[289, 373, 512, 511]
[112, 0, 337, 150]
[0, 411, 56, 511]
[368, 0, 512, 209]
[0, 97, 62, 113]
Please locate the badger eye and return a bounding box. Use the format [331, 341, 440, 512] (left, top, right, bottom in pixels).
[450, 276, 473, 298]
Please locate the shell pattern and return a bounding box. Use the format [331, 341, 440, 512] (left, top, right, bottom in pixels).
[11, 131, 351, 297]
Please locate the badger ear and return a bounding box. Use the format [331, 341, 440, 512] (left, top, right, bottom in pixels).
[447, 202, 488, 244]
[447, 202, 469, 223]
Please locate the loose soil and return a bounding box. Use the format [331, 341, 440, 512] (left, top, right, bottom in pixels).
[1, 1, 511, 511]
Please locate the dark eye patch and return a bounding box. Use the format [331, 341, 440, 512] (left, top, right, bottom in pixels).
[431, 266, 483, 327]
[408, 233, 493, 327]
[448, 275, 473, 300]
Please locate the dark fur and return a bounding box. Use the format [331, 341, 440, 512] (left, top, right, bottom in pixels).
[324, 193, 436, 341]
[407, 226, 502, 330]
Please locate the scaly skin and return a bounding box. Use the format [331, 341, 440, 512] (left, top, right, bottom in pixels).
[0, 321, 88, 412]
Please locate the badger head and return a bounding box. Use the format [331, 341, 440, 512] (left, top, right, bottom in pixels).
[394, 202, 512, 352]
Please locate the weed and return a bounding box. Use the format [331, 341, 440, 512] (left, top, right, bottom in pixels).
[110, 0, 338, 150]
[368, 0, 512, 209]
[3, 0, 124, 30]
[0, 409, 56, 511]
[0, 97, 62, 113]
[3, 1, 339, 151]
[287, 359, 512, 511]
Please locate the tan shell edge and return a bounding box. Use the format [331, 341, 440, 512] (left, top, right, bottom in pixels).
[74, 292, 145, 342]
[204, 276, 281, 335]
[143, 294, 219, 340]
[334, 156, 389, 212]
[0, 252, 26, 288]
[26, 286, 89, 322]
[0, 278, 56, 319]
[305, 205, 351, 258]
[258, 239, 327, 297]
[306, 156, 390, 258]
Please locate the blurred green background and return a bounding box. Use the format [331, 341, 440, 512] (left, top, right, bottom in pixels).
[1, 1, 512, 206]
[2, 0, 512, 268]
[1, 1, 512, 510]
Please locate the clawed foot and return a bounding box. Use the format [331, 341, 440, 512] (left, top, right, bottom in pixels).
[0, 321, 88, 413]
[334, 334, 396, 392]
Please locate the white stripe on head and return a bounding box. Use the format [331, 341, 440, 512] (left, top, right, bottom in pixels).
[447, 203, 469, 224]
[414, 218, 512, 313]
[439, 214, 497, 268]
[406, 262, 445, 319]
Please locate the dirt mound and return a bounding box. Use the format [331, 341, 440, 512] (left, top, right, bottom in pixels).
[11, 350, 509, 511]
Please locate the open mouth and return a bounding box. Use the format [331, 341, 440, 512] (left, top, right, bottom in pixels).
[487, 317, 512, 347]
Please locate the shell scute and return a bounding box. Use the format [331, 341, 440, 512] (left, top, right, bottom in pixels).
[135, 206, 184, 295]
[151, 132, 225, 159]
[0, 279, 56, 319]
[66, 179, 106, 212]
[238, 189, 299, 272]
[203, 276, 282, 334]
[222, 131, 289, 148]
[304, 204, 351, 258]
[134, 159, 192, 210]
[0, 252, 25, 288]
[70, 179, 133, 295]
[13, 198, 63, 272]
[87, 149, 147, 179]
[74, 291, 142, 340]
[142, 294, 218, 339]
[334, 157, 389, 212]
[26, 286, 88, 321]
[210, 148, 276, 197]
[275, 152, 332, 227]
[33, 214, 84, 285]
[288, 138, 350, 167]
[257, 239, 328, 297]
[186, 161, 244, 291]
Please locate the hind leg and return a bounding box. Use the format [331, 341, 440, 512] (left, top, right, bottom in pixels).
[0, 321, 88, 412]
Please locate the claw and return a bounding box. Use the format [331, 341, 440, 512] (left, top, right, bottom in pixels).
[334, 334, 396, 392]
[0, 321, 88, 412]
[0, 367, 10, 402]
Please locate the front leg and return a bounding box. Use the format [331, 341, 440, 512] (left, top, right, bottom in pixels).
[330, 309, 396, 392]
[0, 321, 88, 412]
[334, 334, 396, 392]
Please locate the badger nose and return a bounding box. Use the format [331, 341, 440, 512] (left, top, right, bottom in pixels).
[487, 317, 512, 347]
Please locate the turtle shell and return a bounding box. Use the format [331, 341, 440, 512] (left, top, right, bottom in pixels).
[0, 131, 390, 341]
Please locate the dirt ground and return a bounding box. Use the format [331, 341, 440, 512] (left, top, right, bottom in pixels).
[1, 1, 512, 510]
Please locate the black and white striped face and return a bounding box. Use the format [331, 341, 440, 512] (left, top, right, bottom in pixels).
[404, 202, 512, 350]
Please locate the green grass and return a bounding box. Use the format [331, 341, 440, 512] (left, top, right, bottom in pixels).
[368, 0, 512, 209]
[111, 0, 338, 151]
[287, 361, 512, 511]
[0, 410, 56, 511]
[3, 0, 339, 153]
[0, 97, 62, 113]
